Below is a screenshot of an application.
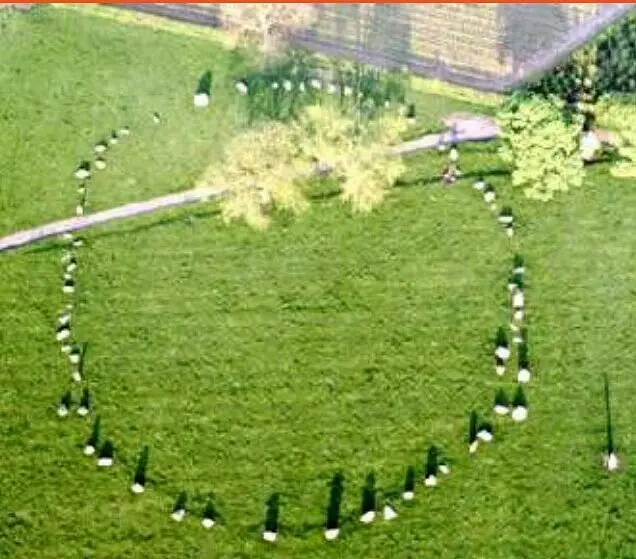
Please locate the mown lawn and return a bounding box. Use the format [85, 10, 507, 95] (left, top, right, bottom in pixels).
[0, 4, 485, 238]
[2, 5, 636, 559]
[0, 4, 251, 235]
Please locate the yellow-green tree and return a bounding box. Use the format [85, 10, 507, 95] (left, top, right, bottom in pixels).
[198, 121, 308, 230]
[596, 100, 636, 178]
[198, 105, 407, 228]
[295, 106, 407, 212]
[497, 95, 584, 201]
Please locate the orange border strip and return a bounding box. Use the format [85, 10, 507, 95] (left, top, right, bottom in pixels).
[4, 1, 612, 4]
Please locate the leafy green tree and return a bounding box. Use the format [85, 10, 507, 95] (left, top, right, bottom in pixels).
[497, 94, 585, 201]
[199, 104, 407, 228]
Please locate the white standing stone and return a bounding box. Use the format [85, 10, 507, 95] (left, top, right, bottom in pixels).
[484, 191, 495, 203]
[439, 464, 451, 475]
[119, 128, 130, 137]
[193, 93, 210, 107]
[469, 440, 479, 454]
[499, 215, 513, 225]
[83, 444, 95, 456]
[424, 475, 437, 487]
[324, 527, 340, 540]
[131, 482, 145, 494]
[343, 86, 353, 97]
[235, 82, 248, 95]
[66, 262, 77, 273]
[493, 405, 510, 416]
[383, 505, 397, 521]
[71, 370, 82, 383]
[262, 530, 277, 542]
[495, 346, 510, 361]
[506, 227, 514, 238]
[109, 136, 118, 145]
[473, 180, 485, 191]
[513, 266, 525, 275]
[402, 490, 414, 501]
[62, 285, 75, 294]
[477, 430, 493, 443]
[298, 82, 306, 93]
[606, 452, 619, 472]
[359, 510, 375, 524]
[512, 406, 528, 422]
[56, 329, 70, 342]
[61, 344, 72, 354]
[77, 406, 89, 417]
[517, 368, 531, 384]
[201, 518, 215, 528]
[581, 130, 601, 162]
[310, 79, 321, 90]
[514, 310, 524, 322]
[407, 117, 416, 125]
[94, 144, 107, 154]
[70, 353, 80, 365]
[98, 457, 113, 467]
[496, 364, 506, 376]
[171, 509, 186, 522]
[327, 83, 337, 95]
[513, 291, 525, 309]
[513, 334, 524, 345]
[75, 206, 84, 217]
[57, 405, 69, 418]
[95, 158, 106, 170]
[283, 80, 292, 92]
[74, 169, 90, 180]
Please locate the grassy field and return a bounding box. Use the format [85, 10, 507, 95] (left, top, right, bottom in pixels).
[0, 4, 487, 237]
[3, 5, 636, 559]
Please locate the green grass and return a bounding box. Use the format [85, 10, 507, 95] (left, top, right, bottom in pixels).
[0, 5, 488, 239]
[0, 5, 251, 236]
[3, 5, 636, 559]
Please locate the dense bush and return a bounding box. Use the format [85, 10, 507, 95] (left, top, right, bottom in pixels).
[497, 94, 585, 201]
[522, 12, 636, 102]
[198, 103, 407, 228]
[595, 97, 636, 178]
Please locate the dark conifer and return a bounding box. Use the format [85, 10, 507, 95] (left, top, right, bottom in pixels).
[84, 415, 100, 455]
[425, 445, 438, 480]
[326, 472, 344, 531]
[132, 446, 150, 493]
[360, 472, 376, 519]
[171, 491, 187, 521]
[264, 493, 280, 536]
[403, 465, 415, 498]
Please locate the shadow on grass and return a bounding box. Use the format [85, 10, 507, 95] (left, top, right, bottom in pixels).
[19, 206, 223, 257]
[16, 165, 512, 257]
[22, 155, 592, 256]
